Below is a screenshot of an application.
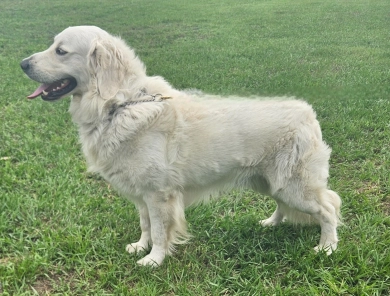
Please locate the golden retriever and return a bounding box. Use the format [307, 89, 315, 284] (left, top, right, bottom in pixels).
[21, 26, 341, 266]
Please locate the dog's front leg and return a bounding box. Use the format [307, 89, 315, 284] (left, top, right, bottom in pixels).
[126, 201, 151, 254]
[136, 191, 175, 267]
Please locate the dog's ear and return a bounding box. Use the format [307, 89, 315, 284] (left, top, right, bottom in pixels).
[88, 38, 126, 99]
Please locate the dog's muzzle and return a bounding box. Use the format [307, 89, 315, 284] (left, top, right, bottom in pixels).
[21, 57, 78, 101]
[20, 59, 31, 72]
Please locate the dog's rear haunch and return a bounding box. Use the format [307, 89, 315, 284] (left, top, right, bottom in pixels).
[21, 26, 341, 267]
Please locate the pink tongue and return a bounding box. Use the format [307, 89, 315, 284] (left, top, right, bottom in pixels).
[27, 83, 50, 99]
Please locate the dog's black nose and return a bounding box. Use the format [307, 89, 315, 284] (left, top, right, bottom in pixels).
[20, 59, 30, 72]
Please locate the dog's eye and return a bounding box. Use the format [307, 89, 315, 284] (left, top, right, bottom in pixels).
[55, 48, 67, 56]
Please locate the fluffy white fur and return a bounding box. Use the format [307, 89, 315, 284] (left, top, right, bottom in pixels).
[21, 26, 341, 267]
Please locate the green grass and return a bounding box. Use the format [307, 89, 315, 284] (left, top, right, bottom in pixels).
[1, 0, 390, 294]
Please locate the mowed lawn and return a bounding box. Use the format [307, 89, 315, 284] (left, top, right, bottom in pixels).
[1, 0, 390, 295]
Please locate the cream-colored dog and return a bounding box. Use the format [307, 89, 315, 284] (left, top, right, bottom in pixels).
[21, 26, 341, 267]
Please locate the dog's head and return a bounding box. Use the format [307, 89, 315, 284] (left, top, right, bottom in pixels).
[21, 26, 144, 101]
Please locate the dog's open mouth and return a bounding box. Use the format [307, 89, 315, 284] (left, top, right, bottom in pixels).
[27, 78, 77, 101]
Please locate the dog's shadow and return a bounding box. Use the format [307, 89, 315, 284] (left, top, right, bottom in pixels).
[181, 206, 322, 265]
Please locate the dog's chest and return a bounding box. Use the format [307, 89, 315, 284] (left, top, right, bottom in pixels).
[79, 126, 104, 172]
[78, 123, 164, 193]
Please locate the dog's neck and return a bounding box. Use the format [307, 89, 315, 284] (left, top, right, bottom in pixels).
[69, 73, 179, 130]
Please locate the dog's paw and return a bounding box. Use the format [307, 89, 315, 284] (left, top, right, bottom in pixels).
[136, 255, 161, 267]
[260, 216, 286, 227]
[314, 243, 337, 256]
[259, 218, 278, 227]
[126, 242, 148, 254]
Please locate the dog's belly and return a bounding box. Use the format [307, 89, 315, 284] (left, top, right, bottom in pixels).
[181, 164, 271, 206]
[89, 146, 270, 205]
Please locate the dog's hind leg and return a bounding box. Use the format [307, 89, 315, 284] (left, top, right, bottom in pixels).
[312, 189, 341, 255]
[126, 201, 151, 254]
[260, 200, 287, 226]
[276, 180, 341, 255]
[136, 190, 189, 267]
